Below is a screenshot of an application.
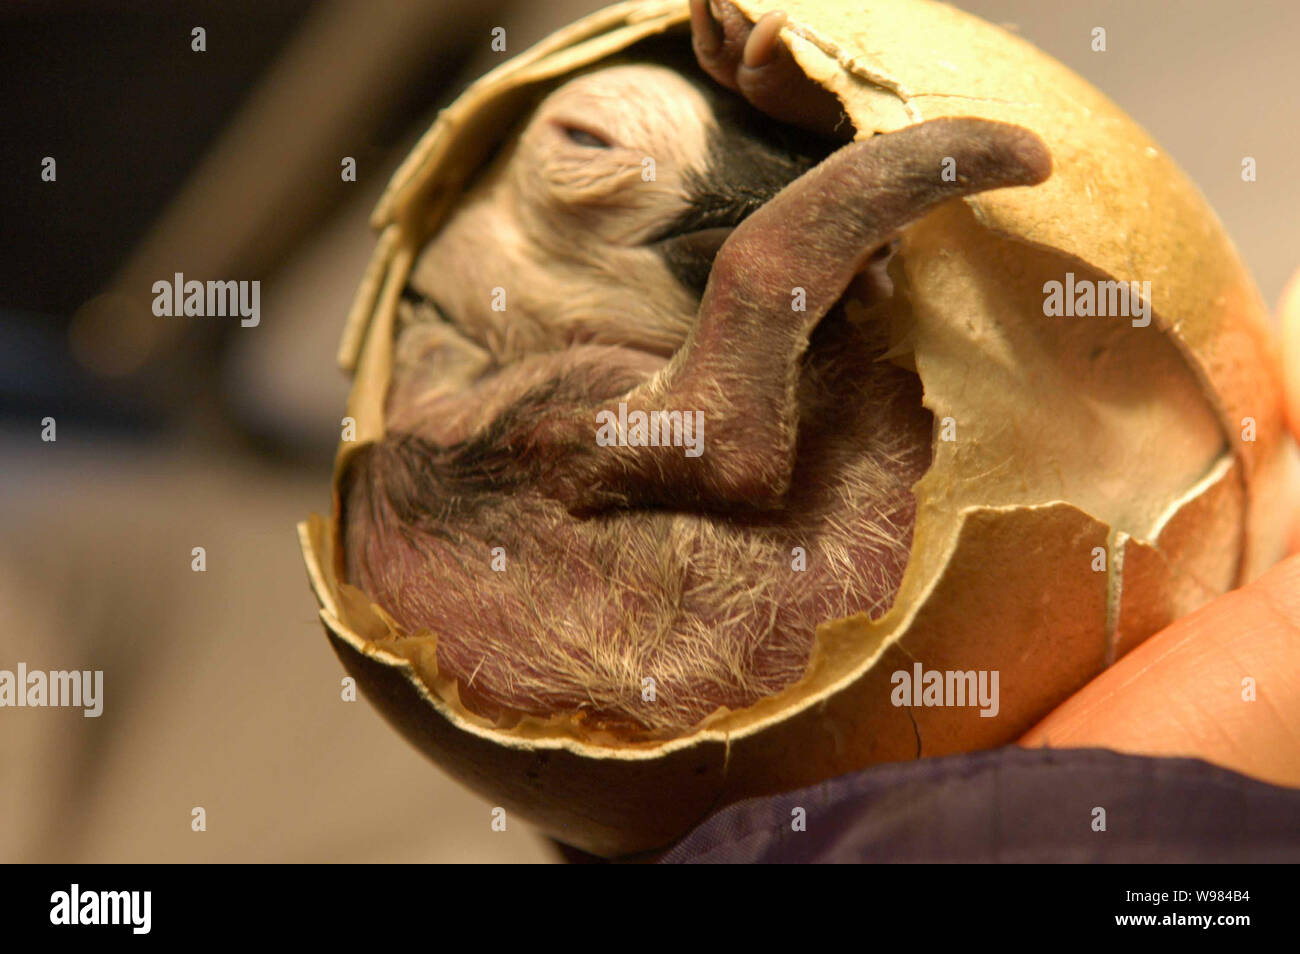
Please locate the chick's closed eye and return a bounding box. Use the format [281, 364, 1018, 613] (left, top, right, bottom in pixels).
[557, 122, 613, 149]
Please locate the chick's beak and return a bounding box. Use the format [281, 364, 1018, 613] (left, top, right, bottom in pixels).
[646, 102, 836, 296]
[650, 224, 737, 296]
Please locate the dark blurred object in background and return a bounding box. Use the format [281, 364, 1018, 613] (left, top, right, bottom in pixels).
[0, 0, 506, 452]
[1, 1, 311, 434]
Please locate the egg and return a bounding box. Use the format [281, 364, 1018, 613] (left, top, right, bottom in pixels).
[300, 0, 1298, 857]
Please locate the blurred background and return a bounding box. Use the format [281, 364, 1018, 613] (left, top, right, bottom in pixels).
[1, 0, 1297, 862]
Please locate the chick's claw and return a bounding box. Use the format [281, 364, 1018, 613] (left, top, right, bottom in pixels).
[689, 0, 850, 139]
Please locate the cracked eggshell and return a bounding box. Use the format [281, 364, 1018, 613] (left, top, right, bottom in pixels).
[299, 0, 1299, 857]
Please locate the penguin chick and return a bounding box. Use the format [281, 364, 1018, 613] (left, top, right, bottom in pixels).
[342, 15, 1051, 734]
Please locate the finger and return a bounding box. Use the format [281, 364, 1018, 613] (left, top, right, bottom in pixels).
[1019, 553, 1300, 788]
